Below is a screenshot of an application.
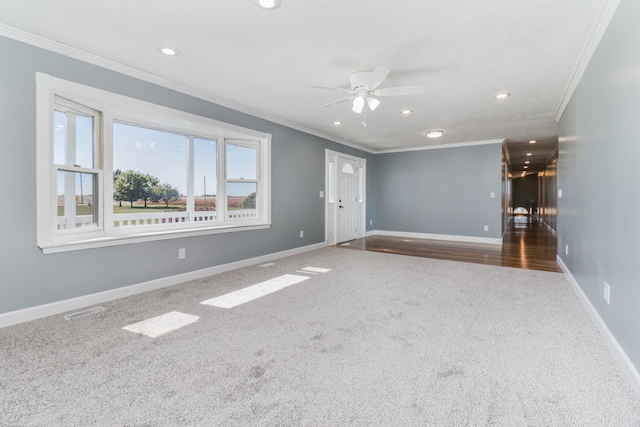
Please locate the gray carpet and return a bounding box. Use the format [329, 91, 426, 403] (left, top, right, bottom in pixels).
[2, 247, 640, 426]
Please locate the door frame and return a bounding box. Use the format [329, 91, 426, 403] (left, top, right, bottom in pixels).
[325, 149, 366, 246]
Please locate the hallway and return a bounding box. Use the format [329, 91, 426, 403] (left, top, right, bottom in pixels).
[340, 217, 561, 272]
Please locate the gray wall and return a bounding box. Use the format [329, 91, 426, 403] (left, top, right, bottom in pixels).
[0, 34, 506, 317]
[558, 0, 640, 370]
[0, 36, 374, 314]
[373, 143, 503, 239]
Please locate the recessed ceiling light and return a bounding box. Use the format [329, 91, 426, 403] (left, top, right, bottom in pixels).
[525, 161, 530, 164]
[524, 166, 528, 169]
[496, 93, 510, 99]
[256, 0, 281, 9]
[160, 47, 180, 56]
[425, 130, 444, 138]
[333, 121, 342, 125]
[402, 110, 413, 115]
[529, 140, 537, 144]
[526, 152, 533, 156]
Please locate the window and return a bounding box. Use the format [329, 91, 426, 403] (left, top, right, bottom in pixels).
[328, 161, 335, 203]
[53, 97, 101, 232]
[37, 73, 271, 253]
[226, 140, 258, 219]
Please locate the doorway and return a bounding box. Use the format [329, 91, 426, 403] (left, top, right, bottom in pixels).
[325, 150, 366, 246]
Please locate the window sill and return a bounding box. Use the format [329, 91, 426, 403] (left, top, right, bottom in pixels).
[39, 223, 271, 254]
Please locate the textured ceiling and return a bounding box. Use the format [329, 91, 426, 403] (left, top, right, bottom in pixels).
[0, 0, 611, 174]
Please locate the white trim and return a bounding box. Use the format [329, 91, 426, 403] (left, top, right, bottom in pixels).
[0, 242, 326, 329]
[325, 149, 367, 245]
[554, 0, 621, 121]
[556, 255, 640, 397]
[373, 230, 503, 246]
[542, 221, 557, 237]
[40, 223, 271, 254]
[375, 139, 504, 154]
[0, 24, 374, 154]
[36, 73, 272, 251]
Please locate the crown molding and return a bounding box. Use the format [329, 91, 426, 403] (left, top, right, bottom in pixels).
[375, 138, 505, 154]
[0, 24, 375, 154]
[554, 0, 621, 121]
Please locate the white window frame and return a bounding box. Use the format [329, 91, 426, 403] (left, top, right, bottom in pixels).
[36, 73, 271, 253]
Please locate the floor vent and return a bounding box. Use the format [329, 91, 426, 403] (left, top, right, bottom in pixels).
[64, 307, 105, 320]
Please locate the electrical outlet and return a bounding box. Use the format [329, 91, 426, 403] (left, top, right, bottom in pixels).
[490, 192, 496, 198]
[483, 225, 489, 231]
[178, 248, 186, 259]
[369, 220, 372, 226]
[565, 244, 569, 255]
[299, 230, 304, 238]
[604, 282, 611, 304]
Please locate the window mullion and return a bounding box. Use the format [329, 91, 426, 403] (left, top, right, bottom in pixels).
[220, 138, 227, 222]
[103, 112, 114, 234]
[186, 135, 195, 220]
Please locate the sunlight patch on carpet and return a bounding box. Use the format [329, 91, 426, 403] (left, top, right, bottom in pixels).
[201, 274, 310, 309]
[301, 266, 332, 273]
[122, 311, 200, 338]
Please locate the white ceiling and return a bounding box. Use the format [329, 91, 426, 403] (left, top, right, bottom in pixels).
[1, 0, 612, 173]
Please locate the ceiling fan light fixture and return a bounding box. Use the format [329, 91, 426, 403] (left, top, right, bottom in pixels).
[352, 96, 365, 113]
[367, 97, 381, 111]
[425, 130, 444, 138]
[256, 0, 281, 10]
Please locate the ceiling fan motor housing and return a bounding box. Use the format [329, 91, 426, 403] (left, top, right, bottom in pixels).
[349, 70, 373, 91]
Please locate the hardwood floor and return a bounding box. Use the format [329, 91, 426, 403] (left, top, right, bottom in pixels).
[338, 216, 561, 272]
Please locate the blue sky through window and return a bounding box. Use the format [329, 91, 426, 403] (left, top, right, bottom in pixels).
[113, 122, 188, 194]
[55, 118, 258, 198]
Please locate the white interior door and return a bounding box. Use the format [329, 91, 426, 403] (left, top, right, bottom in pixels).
[325, 150, 366, 246]
[336, 156, 358, 243]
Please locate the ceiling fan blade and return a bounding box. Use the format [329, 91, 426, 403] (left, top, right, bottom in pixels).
[372, 86, 425, 97]
[311, 85, 353, 94]
[366, 67, 390, 90]
[320, 97, 353, 108]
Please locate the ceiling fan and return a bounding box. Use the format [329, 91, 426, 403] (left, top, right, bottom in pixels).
[312, 67, 424, 114]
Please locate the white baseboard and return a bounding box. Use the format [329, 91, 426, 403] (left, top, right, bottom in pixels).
[542, 221, 557, 236]
[365, 230, 375, 237]
[373, 229, 503, 246]
[557, 255, 640, 397]
[0, 242, 326, 329]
